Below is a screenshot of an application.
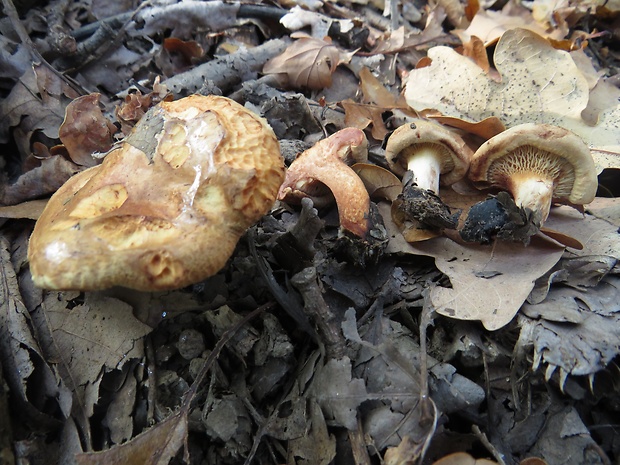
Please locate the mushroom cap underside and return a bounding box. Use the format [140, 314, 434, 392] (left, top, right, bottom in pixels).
[468, 123, 597, 205]
[385, 119, 472, 184]
[28, 95, 285, 291]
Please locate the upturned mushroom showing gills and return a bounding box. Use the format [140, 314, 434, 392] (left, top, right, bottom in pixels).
[277, 128, 371, 238]
[468, 123, 597, 228]
[28, 95, 285, 291]
[384, 120, 472, 229]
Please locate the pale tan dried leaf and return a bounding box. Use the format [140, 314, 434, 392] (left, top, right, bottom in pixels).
[352, 163, 402, 202]
[1, 155, 81, 206]
[76, 411, 187, 465]
[380, 201, 565, 330]
[310, 356, 367, 430]
[0, 235, 41, 403]
[35, 292, 152, 416]
[286, 399, 336, 465]
[381, 197, 620, 330]
[405, 28, 620, 166]
[359, 67, 401, 108]
[263, 37, 342, 90]
[0, 199, 48, 220]
[433, 0, 469, 28]
[371, 8, 447, 54]
[464, 5, 557, 43]
[341, 100, 389, 140]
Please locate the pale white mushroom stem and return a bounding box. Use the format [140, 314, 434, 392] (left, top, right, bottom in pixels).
[510, 174, 554, 223]
[405, 146, 442, 193]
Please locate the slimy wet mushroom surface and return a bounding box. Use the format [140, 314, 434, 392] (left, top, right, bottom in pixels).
[28, 95, 285, 291]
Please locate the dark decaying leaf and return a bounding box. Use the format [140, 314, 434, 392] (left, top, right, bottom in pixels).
[75, 411, 187, 465]
[522, 276, 620, 377]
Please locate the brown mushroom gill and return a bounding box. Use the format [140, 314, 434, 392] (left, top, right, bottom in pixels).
[469, 123, 597, 229]
[28, 95, 285, 291]
[486, 145, 576, 220]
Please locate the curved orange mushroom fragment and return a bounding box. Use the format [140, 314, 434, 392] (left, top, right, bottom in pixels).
[277, 128, 371, 238]
[28, 95, 285, 291]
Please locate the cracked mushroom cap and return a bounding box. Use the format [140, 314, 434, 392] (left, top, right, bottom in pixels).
[468, 123, 597, 208]
[28, 95, 285, 291]
[385, 119, 472, 185]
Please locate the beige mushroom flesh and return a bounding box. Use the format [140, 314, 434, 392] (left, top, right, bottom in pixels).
[384, 120, 472, 230]
[28, 95, 285, 291]
[468, 123, 598, 227]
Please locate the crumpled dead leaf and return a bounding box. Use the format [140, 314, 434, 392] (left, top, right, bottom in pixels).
[0, 64, 80, 153]
[405, 28, 620, 171]
[76, 411, 187, 465]
[521, 276, 620, 379]
[380, 201, 566, 330]
[381, 196, 620, 330]
[32, 292, 152, 417]
[342, 67, 412, 139]
[0, 234, 69, 423]
[310, 356, 368, 430]
[1, 155, 81, 206]
[263, 36, 345, 90]
[58, 93, 117, 167]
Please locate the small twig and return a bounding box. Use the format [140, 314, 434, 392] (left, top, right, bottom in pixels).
[247, 227, 316, 337]
[55, 1, 154, 72]
[291, 267, 346, 360]
[418, 287, 434, 400]
[162, 38, 287, 97]
[1, 0, 84, 95]
[472, 425, 508, 465]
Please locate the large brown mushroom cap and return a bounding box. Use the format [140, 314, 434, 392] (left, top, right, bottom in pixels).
[28, 95, 285, 291]
[468, 123, 597, 207]
[385, 119, 472, 186]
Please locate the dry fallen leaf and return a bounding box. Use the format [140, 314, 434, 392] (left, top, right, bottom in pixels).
[352, 162, 402, 202]
[1, 155, 81, 206]
[263, 36, 343, 90]
[0, 64, 80, 154]
[341, 67, 412, 139]
[75, 411, 188, 465]
[405, 28, 620, 171]
[58, 93, 117, 167]
[380, 201, 566, 330]
[34, 292, 152, 416]
[0, 199, 48, 220]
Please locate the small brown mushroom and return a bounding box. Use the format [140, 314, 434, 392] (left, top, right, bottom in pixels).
[384, 120, 472, 230]
[384, 120, 473, 194]
[468, 123, 597, 227]
[28, 95, 285, 291]
[277, 128, 370, 238]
